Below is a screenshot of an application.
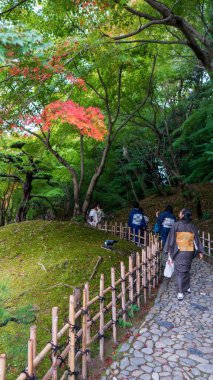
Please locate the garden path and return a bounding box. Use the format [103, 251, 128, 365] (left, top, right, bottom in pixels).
[102, 258, 213, 380]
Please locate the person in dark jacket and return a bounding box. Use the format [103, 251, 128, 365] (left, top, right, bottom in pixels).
[157, 205, 176, 247]
[164, 208, 204, 300]
[128, 202, 147, 244]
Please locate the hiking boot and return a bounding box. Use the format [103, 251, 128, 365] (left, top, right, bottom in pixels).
[186, 288, 191, 293]
[177, 293, 184, 301]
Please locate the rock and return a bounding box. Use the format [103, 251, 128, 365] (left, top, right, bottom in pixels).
[197, 364, 213, 374]
[120, 357, 129, 370]
[189, 354, 209, 364]
[141, 347, 153, 354]
[152, 373, 159, 380]
[119, 343, 130, 352]
[133, 341, 143, 350]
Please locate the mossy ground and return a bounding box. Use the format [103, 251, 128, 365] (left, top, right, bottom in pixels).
[0, 220, 135, 378]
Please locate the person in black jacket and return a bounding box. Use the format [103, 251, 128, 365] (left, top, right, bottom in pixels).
[128, 202, 147, 244]
[157, 205, 176, 247]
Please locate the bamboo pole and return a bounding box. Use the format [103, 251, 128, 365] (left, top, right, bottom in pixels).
[52, 307, 58, 380]
[147, 247, 152, 297]
[99, 274, 105, 362]
[120, 262, 126, 322]
[68, 295, 75, 380]
[142, 249, 147, 304]
[128, 226, 131, 241]
[0, 354, 6, 380]
[28, 339, 34, 378]
[129, 256, 134, 305]
[82, 289, 87, 380]
[136, 252, 140, 308]
[202, 231, 205, 246]
[30, 326, 37, 376]
[208, 233, 211, 256]
[85, 283, 91, 362]
[111, 267, 117, 344]
[120, 223, 122, 238]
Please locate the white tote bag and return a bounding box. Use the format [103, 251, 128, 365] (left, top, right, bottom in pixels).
[164, 256, 174, 278]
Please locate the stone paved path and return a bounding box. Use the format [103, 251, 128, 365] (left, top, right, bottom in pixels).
[102, 258, 213, 380]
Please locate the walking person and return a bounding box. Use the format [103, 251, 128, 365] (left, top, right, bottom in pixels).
[87, 205, 98, 227]
[164, 208, 204, 301]
[157, 205, 176, 247]
[128, 202, 147, 245]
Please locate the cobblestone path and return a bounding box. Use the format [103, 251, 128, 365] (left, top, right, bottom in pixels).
[102, 258, 213, 380]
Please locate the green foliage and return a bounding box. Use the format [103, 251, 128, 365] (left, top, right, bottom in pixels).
[117, 318, 132, 328]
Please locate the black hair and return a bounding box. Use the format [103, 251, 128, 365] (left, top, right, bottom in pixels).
[165, 205, 173, 213]
[133, 202, 139, 209]
[182, 208, 192, 222]
[139, 207, 144, 213]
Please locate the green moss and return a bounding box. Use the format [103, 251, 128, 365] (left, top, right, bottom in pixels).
[0, 220, 134, 378]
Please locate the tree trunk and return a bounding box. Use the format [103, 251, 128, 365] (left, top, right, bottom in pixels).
[82, 137, 111, 216]
[16, 172, 33, 222]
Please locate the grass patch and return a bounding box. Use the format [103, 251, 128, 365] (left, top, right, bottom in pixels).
[0, 220, 135, 378]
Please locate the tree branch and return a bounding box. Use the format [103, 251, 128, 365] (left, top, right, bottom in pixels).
[111, 54, 157, 142]
[113, 65, 123, 124]
[0, 173, 23, 183]
[0, 0, 28, 17]
[113, 15, 172, 41]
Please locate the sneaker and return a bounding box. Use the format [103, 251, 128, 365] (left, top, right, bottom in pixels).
[186, 288, 191, 293]
[177, 293, 184, 301]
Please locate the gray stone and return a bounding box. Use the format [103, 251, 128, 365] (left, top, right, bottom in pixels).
[176, 349, 188, 357]
[120, 370, 129, 376]
[142, 347, 153, 355]
[180, 357, 196, 366]
[140, 365, 153, 373]
[120, 357, 129, 370]
[167, 354, 179, 362]
[132, 370, 143, 377]
[152, 374, 159, 380]
[133, 341, 144, 350]
[190, 303, 209, 311]
[154, 318, 175, 329]
[134, 350, 144, 358]
[189, 354, 209, 364]
[140, 375, 151, 380]
[197, 364, 213, 374]
[119, 343, 130, 352]
[130, 357, 146, 366]
[188, 347, 204, 356]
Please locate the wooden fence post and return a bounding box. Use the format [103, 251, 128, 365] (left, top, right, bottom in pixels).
[82, 289, 87, 380]
[28, 339, 34, 378]
[99, 274, 105, 362]
[85, 283, 91, 363]
[208, 233, 211, 257]
[111, 267, 117, 344]
[136, 252, 140, 308]
[51, 307, 58, 380]
[142, 249, 147, 304]
[120, 262, 126, 321]
[0, 354, 6, 380]
[68, 295, 75, 380]
[30, 326, 37, 376]
[129, 256, 134, 305]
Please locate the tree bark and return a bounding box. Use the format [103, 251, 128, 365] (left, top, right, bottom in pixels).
[82, 135, 111, 216]
[16, 171, 33, 222]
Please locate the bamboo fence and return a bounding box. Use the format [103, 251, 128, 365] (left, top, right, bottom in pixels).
[0, 222, 212, 380]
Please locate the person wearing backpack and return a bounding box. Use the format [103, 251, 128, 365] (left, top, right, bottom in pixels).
[128, 202, 147, 244]
[157, 205, 176, 247]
